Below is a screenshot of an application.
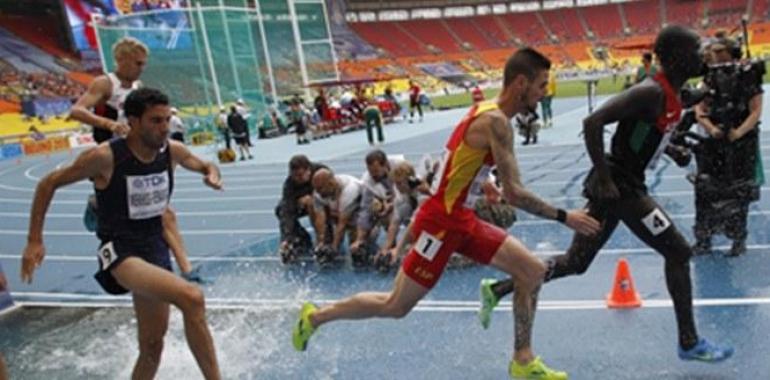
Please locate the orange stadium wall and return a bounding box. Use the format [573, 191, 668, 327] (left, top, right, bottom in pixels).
[21, 136, 71, 156]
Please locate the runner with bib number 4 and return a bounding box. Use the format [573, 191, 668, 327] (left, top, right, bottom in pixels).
[477, 26, 734, 365]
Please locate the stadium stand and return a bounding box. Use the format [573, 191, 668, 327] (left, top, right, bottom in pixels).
[665, 0, 704, 29]
[707, 0, 749, 28]
[582, 3, 625, 39]
[399, 19, 462, 54]
[444, 17, 498, 51]
[621, 1, 660, 35]
[751, 0, 770, 23]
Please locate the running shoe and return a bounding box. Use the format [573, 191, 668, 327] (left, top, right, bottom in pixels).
[83, 195, 98, 232]
[678, 338, 734, 363]
[479, 278, 500, 329]
[509, 356, 568, 380]
[292, 302, 317, 352]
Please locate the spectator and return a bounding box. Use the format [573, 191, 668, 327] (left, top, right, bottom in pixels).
[635, 52, 657, 83]
[28, 125, 45, 141]
[215, 107, 230, 150]
[408, 79, 423, 123]
[235, 98, 252, 146]
[169, 107, 185, 143]
[541, 70, 556, 128]
[471, 84, 484, 104]
[362, 100, 384, 146]
[227, 106, 252, 160]
[288, 99, 310, 145]
[515, 111, 542, 145]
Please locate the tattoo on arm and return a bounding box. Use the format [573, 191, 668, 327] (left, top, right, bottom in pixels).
[487, 115, 559, 220]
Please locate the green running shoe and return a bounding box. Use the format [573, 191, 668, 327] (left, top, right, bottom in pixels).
[509, 356, 568, 380]
[479, 278, 500, 329]
[292, 302, 317, 351]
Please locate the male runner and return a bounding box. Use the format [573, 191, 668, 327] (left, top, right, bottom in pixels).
[22, 88, 222, 379]
[478, 26, 734, 363]
[292, 48, 600, 379]
[70, 37, 197, 280]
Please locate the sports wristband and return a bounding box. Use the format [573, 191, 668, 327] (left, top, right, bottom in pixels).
[556, 209, 567, 224]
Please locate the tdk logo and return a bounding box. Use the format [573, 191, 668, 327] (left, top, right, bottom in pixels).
[132, 175, 166, 189]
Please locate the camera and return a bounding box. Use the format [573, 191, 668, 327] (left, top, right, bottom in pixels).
[314, 245, 340, 268]
[373, 251, 397, 274]
[704, 59, 765, 130]
[279, 235, 311, 264]
[407, 176, 422, 190]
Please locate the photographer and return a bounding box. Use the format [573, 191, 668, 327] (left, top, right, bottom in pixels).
[692, 37, 764, 256]
[275, 155, 330, 263]
[311, 168, 363, 267]
[372, 160, 433, 273]
[349, 150, 399, 267]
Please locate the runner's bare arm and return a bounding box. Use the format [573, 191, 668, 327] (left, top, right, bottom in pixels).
[22, 146, 112, 283]
[70, 76, 123, 133]
[486, 114, 559, 220]
[170, 141, 222, 190]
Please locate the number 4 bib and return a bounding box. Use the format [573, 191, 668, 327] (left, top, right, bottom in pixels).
[642, 208, 671, 236]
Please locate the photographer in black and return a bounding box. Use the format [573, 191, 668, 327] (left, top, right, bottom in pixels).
[276, 155, 331, 263]
[691, 36, 764, 256]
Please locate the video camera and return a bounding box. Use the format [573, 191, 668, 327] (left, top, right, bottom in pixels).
[703, 59, 765, 130]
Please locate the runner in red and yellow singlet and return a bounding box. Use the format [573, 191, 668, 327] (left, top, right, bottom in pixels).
[292, 48, 601, 380]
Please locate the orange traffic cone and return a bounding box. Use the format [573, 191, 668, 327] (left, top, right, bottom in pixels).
[606, 258, 642, 308]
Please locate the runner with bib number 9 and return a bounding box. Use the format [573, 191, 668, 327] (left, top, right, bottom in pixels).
[21, 88, 223, 380]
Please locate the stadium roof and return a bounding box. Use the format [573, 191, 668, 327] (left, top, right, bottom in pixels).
[346, 0, 516, 12]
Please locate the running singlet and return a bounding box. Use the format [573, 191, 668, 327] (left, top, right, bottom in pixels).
[607, 71, 682, 187]
[427, 101, 499, 219]
[93, 73, 141, 143]
[95, 138, 173, 241]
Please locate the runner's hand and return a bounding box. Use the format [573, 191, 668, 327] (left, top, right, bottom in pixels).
[204, 166, 223, 190]
[105, 120, 130, 137]
[181, 266, 209, 285]
[21, 241, 46, 284]
[565, 210, 601, 236]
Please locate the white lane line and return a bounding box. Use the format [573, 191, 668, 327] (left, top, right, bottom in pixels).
[0, 228, 276, 236]
[3, 244, 769, 263]
[6, 170, 766, 194]
[2, 185, 767, 215]
[0, 195, 280, 204]
[0, 209, 274, 217]
[2, 208, 770, 226]
[11, 293, 770, 312]
[0, 182, 281, 194]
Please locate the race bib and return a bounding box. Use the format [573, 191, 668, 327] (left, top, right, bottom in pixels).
[126, 172, 169, 220]
[641, 208, 671, 236]
[98, 242, 118, 271]
[414, 231, 443, 261]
